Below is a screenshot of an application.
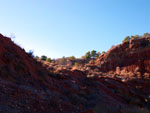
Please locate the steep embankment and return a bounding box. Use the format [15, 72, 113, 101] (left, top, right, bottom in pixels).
[96, 37, 150, 75]
[0, 34, 150, 113]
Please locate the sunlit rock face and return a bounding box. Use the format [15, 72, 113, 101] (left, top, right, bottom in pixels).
[96, 36, 150, 74]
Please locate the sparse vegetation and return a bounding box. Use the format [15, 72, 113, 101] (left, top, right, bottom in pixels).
[83, 51, 91, 59]
[122, 36, 131, 43]
[1, 33, 150, 113]
[28, 50, 34, 57]
[97, 52, 101, 57]
[68, 56, 76, 61]
[144, 32, 150, 37]
[91, 50, 97, 59]
[46, 58, 52, 62]
[122, 33, 150, 43]
[132, 35, 139, 39]
[102, 51, 106, 54]
[41, 55, 47, 61]
[60, 56, 67, 64]
[82, 50, 101, 60]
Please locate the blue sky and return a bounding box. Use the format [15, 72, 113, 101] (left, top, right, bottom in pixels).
[0, 0, 149, 58]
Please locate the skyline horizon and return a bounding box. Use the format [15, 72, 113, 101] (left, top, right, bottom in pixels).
[1, 32, 149, 59]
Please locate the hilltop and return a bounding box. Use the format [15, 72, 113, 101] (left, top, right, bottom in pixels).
[96, 35, 150, 76]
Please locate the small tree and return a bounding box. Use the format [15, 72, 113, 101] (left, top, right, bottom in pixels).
[96, 52, 101, 58]
[46, 58, 52, 62]
[134, 35, 139, 39]
[102, 51, 106, 54]
[144, 33, 150, 37]
[84, 51, 91, 59]
[41, 55, 47, 61]
[28, 50, 34, 57]
[69, 56, 76, 61]
[91, 50, 97, 59]
[131, 35, 135, 39]
[122, 36, 131, 43]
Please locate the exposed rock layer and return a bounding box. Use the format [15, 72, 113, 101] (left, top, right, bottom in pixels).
[96, 37, 150, 74]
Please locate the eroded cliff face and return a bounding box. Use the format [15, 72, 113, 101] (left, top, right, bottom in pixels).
[0, 34, 150, 113]
[96, 37, 150, 75]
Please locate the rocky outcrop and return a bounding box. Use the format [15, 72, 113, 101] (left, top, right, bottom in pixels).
[96, 37, 150, 75]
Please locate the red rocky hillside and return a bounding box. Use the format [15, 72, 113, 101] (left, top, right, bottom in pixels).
[96, 36, 150, 75]
[0, 34, 150, 113]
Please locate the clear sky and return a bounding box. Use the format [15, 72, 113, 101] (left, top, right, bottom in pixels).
[0, 0, 149, 58]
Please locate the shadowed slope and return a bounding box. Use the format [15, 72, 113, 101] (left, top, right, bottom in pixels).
[0, 34, 150, 113]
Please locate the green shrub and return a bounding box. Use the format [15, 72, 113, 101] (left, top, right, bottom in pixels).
[46, 58, 51, 62]
[68, 56, 76, 61]
[102, 51, 106, 54]
[82, 50, 101, 59]
[144, 33, 150, 37]
[131, 35, 139, 39]
[28, 50, 34, 57]
[91, 50, 97, 59]
[41, 55, 47, 61]
[84, 51, 91, 59]
[122, 36, 131, 43]
[134, 35, 139, 39]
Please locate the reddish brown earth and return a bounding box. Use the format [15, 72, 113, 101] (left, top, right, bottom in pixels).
[96, 37, 150, 74]
[0, 34, 150, 113]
